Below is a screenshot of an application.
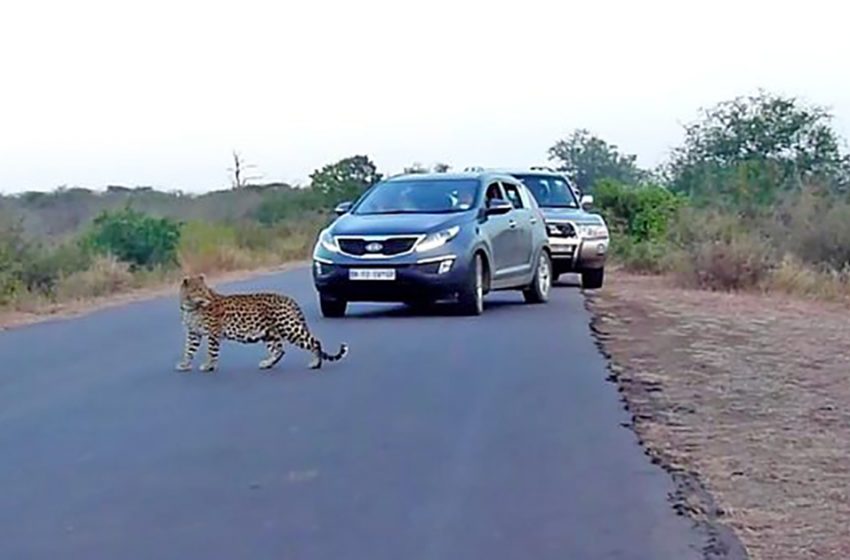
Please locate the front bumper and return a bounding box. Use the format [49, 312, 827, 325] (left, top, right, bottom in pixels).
[312, 253, 470, 302]
[548, 236, 608, 272]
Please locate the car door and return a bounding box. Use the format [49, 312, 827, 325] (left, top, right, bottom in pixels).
[500, 180, 534, 272]
[479, 181, 513, 274]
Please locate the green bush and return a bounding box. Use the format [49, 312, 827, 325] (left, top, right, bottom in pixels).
[19, 241, 92, 295]
[85, 207, 181, 269]
[594, 180, 682, 243]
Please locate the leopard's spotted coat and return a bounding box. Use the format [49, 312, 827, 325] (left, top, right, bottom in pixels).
[177, 275, 348, 372]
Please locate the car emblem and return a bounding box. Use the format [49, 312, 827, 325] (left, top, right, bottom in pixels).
[365, 242, 383, 252]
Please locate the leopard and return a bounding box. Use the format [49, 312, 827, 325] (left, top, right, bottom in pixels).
[176, 274, 348, 372]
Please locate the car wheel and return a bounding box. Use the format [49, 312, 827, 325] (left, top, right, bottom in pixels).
[523, 251, 552, 304]
[581, 268, 605, 290]
[319, 294, 347, 317]
[457, 254, 485, 316]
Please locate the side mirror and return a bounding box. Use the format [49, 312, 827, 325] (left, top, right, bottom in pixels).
[334, 201, 353, 215]
[580, 194, 594, 210]
[485, 198, 513, 215]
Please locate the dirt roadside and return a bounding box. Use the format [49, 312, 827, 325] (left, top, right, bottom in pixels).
[0, 261, 308, 331]
[585, 271, 850, 560]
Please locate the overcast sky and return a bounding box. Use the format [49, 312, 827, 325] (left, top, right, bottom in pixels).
[1, 0, 848, 193]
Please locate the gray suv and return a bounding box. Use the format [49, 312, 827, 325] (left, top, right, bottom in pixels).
[474, 167, 609, 288]
[312, 172, 552, 316]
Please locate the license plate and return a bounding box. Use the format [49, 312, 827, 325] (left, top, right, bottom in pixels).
[349, 268, 396, 281]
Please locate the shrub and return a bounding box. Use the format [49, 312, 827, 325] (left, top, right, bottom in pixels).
[19, 241, 92, 296]
[666, 209, 775, 290]
[85, 207, 181, 269]
[773, 188, 850, 269]
[54, 255, 134, 300]
[594, 180, 682, 243]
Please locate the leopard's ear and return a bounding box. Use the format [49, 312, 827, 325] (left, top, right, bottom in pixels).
[197, 273, 206, 284]
[181, 276, 190, 286]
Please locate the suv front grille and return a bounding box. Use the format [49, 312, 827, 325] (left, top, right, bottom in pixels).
[337, 236, 420, 257]
[547, 222, 577, 238]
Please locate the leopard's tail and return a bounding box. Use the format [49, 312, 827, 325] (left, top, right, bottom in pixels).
[320, 342, 349, 362]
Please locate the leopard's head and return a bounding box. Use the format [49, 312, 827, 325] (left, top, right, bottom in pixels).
[180, 274, 214, 309]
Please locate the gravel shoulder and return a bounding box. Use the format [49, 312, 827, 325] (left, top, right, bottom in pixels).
[585, 271, 850, 560]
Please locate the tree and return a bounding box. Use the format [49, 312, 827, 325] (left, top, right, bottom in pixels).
[309, 155, 382, 202]
[228, 150, 261, 189]
[548, 129, 645, 192]
[667, 91, 849, 206]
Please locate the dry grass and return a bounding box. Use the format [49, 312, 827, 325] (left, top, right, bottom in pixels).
[0, 261, 307, 331]
[587, 271, 850, 559]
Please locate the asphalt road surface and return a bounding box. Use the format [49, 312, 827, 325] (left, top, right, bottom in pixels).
[0, 267, 706, 559]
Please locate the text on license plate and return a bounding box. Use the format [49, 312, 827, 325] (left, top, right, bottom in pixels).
[349, 268, 396, 281]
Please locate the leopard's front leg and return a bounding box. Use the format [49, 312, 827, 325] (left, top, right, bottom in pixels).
[176, 331, 202, 372]
[200, 327, 221, 372]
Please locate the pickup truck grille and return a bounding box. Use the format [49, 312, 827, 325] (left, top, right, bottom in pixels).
[337, 236, 420, 257]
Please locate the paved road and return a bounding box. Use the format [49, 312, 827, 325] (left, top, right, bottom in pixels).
[0, 268, 704, 559]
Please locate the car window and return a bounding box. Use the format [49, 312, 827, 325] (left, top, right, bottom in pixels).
[501, 182, 525, 209]
[512, 174, 578, 208]
[353, 178, 481, 215]
[485, 182, 505, 204]
[516, 183, 537, 210]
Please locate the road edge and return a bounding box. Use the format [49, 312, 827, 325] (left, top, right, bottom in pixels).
[583, 290, 750, 560]
[0, 261, 310, 332]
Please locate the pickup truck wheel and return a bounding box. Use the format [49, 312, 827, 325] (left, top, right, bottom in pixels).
[581, 268, 605, 290]
[319, 294, 347, 317]
[457, 254, 485, 316]
[523, 251, 552, 303]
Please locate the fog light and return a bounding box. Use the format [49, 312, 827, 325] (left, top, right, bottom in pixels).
[437, 259, 454, 274]
[314, 260, 332, 275]
[596, 243, 607, 256]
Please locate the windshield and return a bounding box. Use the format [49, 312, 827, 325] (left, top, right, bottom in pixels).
[513, 174, 578, 208]
[353, 179, 480, 215]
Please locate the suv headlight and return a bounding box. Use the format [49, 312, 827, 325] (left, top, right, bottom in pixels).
[416, 226, 460, 253]
[318, 229, 339, 253]
[577, 223, 609, 240]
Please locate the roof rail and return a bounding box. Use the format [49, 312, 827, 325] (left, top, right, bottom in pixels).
[463, 166, 485, 172]
[529, 165, 556, 172]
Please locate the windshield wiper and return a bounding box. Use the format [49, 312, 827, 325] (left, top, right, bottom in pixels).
[358, 209, 459, 215]
[358, 210, 431, 215]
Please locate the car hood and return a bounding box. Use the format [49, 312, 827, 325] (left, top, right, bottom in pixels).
[330, 212, 470, 236]
[539, 207, 604, 225]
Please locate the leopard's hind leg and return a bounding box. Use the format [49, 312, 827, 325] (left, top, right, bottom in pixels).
[259, 331, 285, 370]
[288, 326, 324, 370]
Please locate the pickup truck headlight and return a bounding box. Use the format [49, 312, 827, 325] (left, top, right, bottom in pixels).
[318, 229, 340, 253]
[416, 226, 460, 253]
[577, 223, 609, 240]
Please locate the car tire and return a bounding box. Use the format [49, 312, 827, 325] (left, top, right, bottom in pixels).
[457, 254, 485, 316]
[523, 251, 552, 304]
[581, 268, 605, 290]
[319, 294, 347, 317]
